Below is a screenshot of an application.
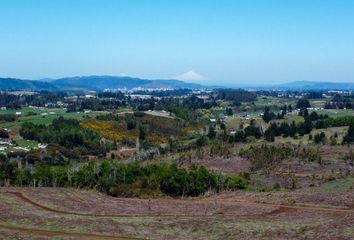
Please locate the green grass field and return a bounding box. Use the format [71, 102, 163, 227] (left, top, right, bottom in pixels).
[305, 177, 354, 192]
[255, 97, 297, 108]
[274, 126, 348, 145]
[310, 99, 327, 108]
[0, 107, 105, 128]
[316, 109, 354, 118]
[225, 116, 263, 130]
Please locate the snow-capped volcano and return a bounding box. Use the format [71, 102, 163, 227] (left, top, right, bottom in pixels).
[175, 70, 207, 81]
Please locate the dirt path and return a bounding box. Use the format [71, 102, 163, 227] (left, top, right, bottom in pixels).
[214, 198, 354, 214]
[5, 191, 218, 217]
[271, 170, 344, 178]
[0, 224, 138, 240]
[117, 111, 134, 115]
[5, 191, 354, 217]
[5, 191, 223, 217]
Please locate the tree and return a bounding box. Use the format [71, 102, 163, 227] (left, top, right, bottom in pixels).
[15, 169, 32, 186]
[343, 122, 354, 144]
[196, 136, 209, 147]
[208, 126, 216, 139]
[298, 119, 313, 136]
[299, 108, 309, 117]
[289, 121, 297, 137]
[314, 132, 326, 144]
[279, 122, 290, 137]
[0, 129, 9, 138]
[264, 129, 275, 142]
[139, 125, 147, 140]
[262, 107, 275, 123]
[244, 120, 262, 139]
[234, 131, 245, 142]
[315, 120, 325, 129]
[288, 104, 293, 112]
[280, 105, 287, 117]
[296, 98, 311, 109]
[126, 119, 137, 130]
[0, 154, 16, 186]
[309, 111, 319, 121]
[216, 89, 257, 102]
[20, 118, 105, 159]
[226, 108, 233, 116]
[33, 164, 52, 187]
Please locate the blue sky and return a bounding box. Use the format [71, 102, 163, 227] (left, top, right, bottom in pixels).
[0, 0, 353, 86]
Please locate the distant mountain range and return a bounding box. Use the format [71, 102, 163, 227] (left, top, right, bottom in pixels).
[275, 81, 354, 91]
[0, 76, 205, 91]
[0, 77, 353, 91]
[0, 78, 58, 91]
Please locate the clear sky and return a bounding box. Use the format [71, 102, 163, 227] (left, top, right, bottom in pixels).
[0, 0, 353, 86]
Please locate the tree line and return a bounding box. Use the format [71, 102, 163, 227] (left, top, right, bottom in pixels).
[0, 158, 247, 198]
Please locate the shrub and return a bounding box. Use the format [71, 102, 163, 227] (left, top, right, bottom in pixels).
[133, 111, 145, 118]
[240, 144, 295, 170]
[0, 128, 9, 138]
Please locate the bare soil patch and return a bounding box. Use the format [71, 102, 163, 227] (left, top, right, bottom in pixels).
[0, 187, 353, 240]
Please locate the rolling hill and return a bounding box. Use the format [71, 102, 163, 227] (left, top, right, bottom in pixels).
[53, 76, 204, 90]
[276, 81, 354, 90]
[1, 77, 353, 91]
[0, 78, 58, 91]
[0, 76, 204, 91]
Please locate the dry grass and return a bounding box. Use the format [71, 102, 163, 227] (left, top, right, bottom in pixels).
[0, 187, 353, 239]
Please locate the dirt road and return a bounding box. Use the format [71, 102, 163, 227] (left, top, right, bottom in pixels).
[6, 191, 354, 217]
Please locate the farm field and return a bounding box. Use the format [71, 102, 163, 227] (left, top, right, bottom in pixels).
[255, 97, 297, 108]
[316, 109, 354, 118]
[0, 107, 105, 128]
[0, 186, 353, 240]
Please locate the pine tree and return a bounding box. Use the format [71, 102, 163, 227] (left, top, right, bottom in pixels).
[343, 123, 354, 144]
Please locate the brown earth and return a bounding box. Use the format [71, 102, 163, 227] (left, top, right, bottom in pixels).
[0, 187, 353, 239]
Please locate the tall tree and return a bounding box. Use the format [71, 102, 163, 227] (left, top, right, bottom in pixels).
[296, 98, 311, 109]
[343, 123, 354, 144]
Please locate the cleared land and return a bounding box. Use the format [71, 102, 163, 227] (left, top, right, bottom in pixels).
[0, 187, 353, 239]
